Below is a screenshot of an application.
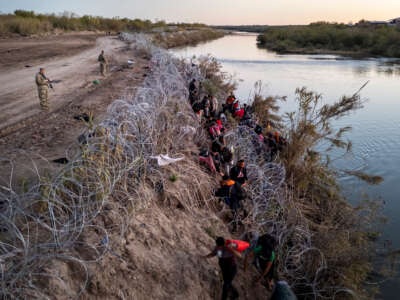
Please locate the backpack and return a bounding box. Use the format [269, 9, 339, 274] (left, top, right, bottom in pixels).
[221, 147, 233, 163]
[192, 102, 202, 112]
[255, 125, 263, 135]
[231, 182, 246, 201]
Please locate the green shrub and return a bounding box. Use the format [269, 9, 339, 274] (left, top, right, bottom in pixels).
[0, 10, 212, 37]
[258, 22, 400, 57]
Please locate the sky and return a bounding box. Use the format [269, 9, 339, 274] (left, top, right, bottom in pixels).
[1, 0, 399, 25]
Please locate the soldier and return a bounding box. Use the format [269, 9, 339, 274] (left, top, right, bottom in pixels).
[98, 50, 107, 76]
[35, 68, 50, 111]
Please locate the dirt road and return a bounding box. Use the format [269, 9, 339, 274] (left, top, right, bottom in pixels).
[0, 34, 150, 185]
[0, 36, 127, 129]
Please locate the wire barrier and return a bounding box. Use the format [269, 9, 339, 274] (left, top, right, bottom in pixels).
[0, 33, 357, 299]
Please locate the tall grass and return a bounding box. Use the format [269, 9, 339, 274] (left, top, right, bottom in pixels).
[0, 10, 209, 36]
[249, 83, 386, 299]
[257, 22, 400, 57]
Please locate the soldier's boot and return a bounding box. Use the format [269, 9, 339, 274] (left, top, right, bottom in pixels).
[100, 64, 106, 76]
[39, 89, 49, 111]
[40, 98, 49, 111]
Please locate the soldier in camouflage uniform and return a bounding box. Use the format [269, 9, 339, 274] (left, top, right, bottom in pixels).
[98, 50, 107, 76]
[35, 68, 50, 111]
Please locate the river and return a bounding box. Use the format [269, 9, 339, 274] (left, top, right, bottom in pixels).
[172, 33, 400, 298]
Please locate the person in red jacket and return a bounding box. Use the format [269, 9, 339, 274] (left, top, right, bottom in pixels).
[204, 237, 241, 300]
[233, 102, 245, 119]
[226, 92, 236, 105]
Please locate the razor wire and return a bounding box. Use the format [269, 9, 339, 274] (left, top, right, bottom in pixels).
[225, 124, 337, 298]
[0, 32, 358, 299]
[0, 33, 206, 299]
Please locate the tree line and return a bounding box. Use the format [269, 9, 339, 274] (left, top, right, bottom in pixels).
[257, 22, 400, 57]
[0, 10, 207, 36]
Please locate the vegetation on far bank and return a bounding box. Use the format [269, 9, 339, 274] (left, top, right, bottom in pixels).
[214, 25, 269, 33]
[0, 10, 208, 37]
[257, 22, 400, 57]
[153, 29, 225, 48]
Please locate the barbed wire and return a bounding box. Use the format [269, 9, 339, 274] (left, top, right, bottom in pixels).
[0, 33, 359, 299]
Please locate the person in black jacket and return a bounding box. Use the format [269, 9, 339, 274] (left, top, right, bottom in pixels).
[210, 148, 223, 176]
[189, 79, 197, 94]
[204, 237, 241, 300]
[221, 146, 233, 176]
[230, 160, 248, 186]
[215, 176, 245, 214]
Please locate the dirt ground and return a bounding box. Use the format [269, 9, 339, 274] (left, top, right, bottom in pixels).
[45, 205, 270, 300]
[0, 33, 100, 71]
[0, 34, 150, 186]
[0, 34, 273, 300]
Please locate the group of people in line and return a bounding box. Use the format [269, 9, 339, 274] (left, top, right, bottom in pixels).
[188, 79, 295, 299]
[35, 50, 108, 111]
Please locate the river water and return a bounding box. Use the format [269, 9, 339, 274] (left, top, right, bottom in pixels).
[172, 33, 400, 298]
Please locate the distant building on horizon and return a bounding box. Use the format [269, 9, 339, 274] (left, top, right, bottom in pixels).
[369, 21, 388, 25]
[357, 17, 400, 26]
[389, 17, 400, 25]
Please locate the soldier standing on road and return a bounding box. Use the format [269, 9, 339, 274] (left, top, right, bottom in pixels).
[35, 68, 50, 111]
[98, 50, 107, 76]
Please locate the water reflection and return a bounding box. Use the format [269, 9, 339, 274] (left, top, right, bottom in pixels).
[352, 65, 371, 75]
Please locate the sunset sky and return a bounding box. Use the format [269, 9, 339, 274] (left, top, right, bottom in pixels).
[1, 0, 399, 25]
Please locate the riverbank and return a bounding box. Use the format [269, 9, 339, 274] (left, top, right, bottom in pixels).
[153, 28, 226, 49]
[0, 27, 228, 188]
[0, 32, 385, 299]
[174, 33, 400, 299]
[0, 33, 270, 299]
[257, 23, 400, 58]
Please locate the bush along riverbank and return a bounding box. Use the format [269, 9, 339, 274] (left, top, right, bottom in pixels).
[0, 33, 385, 299]
[189, 66, 386, 297]
[153, 28, 226, 49]
[257, 22, 400, 57]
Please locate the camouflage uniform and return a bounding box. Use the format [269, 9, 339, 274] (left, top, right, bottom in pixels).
[98, 53, 107, 76]
[35, 72, 49, 111]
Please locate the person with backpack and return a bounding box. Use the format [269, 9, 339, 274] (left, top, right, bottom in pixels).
[210, 146, 224, 176]
[230, 160, 248, 186]
[192, 99, 203, 118]
[203, 237, 242, 300]
[215, 175, 235, 206]
[202, 95, 211, 118]
[226, 92, 236, 105]
[223, 92, 236, 114]
[209, 121, 222, 140]
[210, 95, 219, 118]
[265, 132, 279, 160]
[220, 146, 233, 176]
[189, 79, 197, 94]
[270, 279, 297, 300]
[244, 234, 277, 291]
[189, 89, 199, 105]
[218, 127, 226, 147]
[215, 176, 246, 215]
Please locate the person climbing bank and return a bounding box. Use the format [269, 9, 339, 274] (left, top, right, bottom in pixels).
[244, 234, 277, 291]
[204, 237, 241, 300]
[230, 159, 248, 186]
